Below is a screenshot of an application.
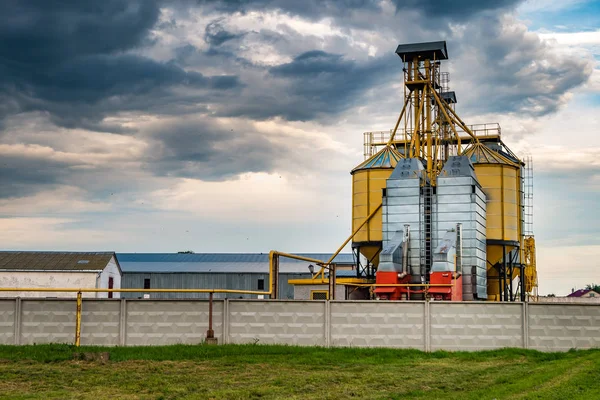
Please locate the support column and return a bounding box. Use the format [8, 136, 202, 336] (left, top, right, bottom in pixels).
[119, 299, 127, 346]
[324, 300, 331, 348]
[14, 298, 21, 345]
[522, 301, 529, 349]
[223, 299, 230, 344]
[424, 300, 431, 352]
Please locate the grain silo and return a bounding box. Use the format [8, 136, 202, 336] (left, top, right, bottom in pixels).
[351, 146, 402, 274]
[350, 40, 538, 301]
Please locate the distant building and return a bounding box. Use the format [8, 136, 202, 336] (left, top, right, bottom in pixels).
[290, 269, 371, 301]
[536, 288, 600, 304]
[568, 289, 599, 298]
[0, 252, 122, 298]
[117, 253, 355, 299]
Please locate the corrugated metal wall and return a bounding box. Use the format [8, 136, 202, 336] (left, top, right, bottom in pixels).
[120, 273, 308, 299]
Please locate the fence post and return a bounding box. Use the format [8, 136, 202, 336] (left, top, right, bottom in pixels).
[119, 299, 127, 346]
[75, 291, 82, 347]
[14, 298, 21, 345]
[424, 300, 431, 352]
[223, 298, 229, 344]
[324, 300, 331, 348]
[522, 301, 529, 349]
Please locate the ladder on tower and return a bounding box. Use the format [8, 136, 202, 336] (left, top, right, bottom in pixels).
[419, 173, 434, 283]
[523, 154, 534, 236]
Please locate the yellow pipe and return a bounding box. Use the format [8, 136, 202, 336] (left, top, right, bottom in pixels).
[433, 87, 479, 146]
[324, 203, 382, 266]
[269, 252, 325, 265]
[429, 85, 463, 154]
[0, 288, 272, 294]
[346, 283, 453, 287]
[75, 291, 82, 347]
[387, 94, 410, 146]
[0, 252, 325, 298]
[410, 88, 426, 158]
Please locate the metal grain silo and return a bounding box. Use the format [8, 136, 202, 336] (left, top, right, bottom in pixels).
[464, 143, 522, 301]
[351, 146, 403, 267]
[382, 157, 427, 287]
[437, 156, 487, 300]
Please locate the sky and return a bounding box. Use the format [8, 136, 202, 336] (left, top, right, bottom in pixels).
[0, 0, 599, 296]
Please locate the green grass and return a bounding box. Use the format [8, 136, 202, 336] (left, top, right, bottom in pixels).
[0, 344, 598, 399]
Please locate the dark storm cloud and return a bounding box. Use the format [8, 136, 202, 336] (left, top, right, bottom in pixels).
[0, 0, 160, 64]
[0, 0, 241, 132]
[454, 15, 593, 116]
[179, 0, 523, 22]
[186, 0, 382, 19]
[392, 0, 522, 20]
[147, 118, 286, 180]
[216, 50, 398, 120]
[0, 152, 73, 198]
[204, 19, 246, 47]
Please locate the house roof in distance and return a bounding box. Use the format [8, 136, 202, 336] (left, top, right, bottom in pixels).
[568, 289, 599, 297]
[116, 253, 355, 274]
[0, 251, 116, 271]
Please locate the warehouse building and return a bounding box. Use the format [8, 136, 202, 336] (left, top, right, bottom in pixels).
[0, 251, 122, 298]
[117, 253, 355, 299]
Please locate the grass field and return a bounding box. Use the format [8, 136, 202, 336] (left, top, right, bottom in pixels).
[0, 344, 598, 400]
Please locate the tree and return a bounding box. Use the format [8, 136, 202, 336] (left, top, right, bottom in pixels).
[585, 283, 600, 292]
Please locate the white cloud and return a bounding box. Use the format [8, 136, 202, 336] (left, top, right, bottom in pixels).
[0, 186, 111, 215]
[538, 29, 600, 46]
[517, 0, 591, 13]
[0, 217, 128, 250]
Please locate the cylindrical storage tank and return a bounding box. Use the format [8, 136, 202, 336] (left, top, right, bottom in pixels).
[465, 144, 522, 301]
[351, 146, 402, 266]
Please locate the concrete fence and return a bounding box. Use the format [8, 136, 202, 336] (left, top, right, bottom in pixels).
[0, 299, 598, 352]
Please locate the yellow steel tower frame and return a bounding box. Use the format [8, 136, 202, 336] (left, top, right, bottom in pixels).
[386, 41, 480, 186]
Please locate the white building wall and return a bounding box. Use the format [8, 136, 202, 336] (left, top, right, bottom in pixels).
[96, 256, 122, 299]
[0, 272, 99, 298]
[536, 297, 600, 304]
[294, 284, 346, 300]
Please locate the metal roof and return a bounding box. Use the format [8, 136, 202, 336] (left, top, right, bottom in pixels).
[395, 41, 448, 61]
[463, 143, 519, 166]
[116, 253, 355, 274]
[0, 251, 116, 271]
[352, 146, 403, 173]
[440, 91, 457, 104]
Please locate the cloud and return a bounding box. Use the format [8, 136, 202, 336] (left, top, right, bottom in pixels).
[145, 116, 288, 180]
[204, 18, 246, 46]
[215, 49, 397, 120]
[393, 0, 522, 20]
[0, 0, 242, 132]
[452, 14, 594, 116]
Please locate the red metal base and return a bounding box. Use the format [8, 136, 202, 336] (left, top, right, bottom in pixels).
[374, 272, 411, 300]
[429, 272, 462, 301]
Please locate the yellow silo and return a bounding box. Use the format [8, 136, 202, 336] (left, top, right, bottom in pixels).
[351, 146, 402, 267]
[464, 143, 523, 301]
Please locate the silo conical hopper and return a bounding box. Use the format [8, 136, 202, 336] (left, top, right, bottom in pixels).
[464, 143, 522, 301]
[351, 146, 403, 268]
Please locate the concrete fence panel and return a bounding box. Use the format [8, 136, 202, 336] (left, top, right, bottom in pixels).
[0, 299, 15, 345]
[330, 301, 426, 349]
[20, 300, 76, 345]
[528, 303, 600, 351]
[80, 300, 121, 346]
[228, 300, 325, 345]
[0, 298, 598, 351]
[125, 300, 222, 346]
[430, 302, 523, 351]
